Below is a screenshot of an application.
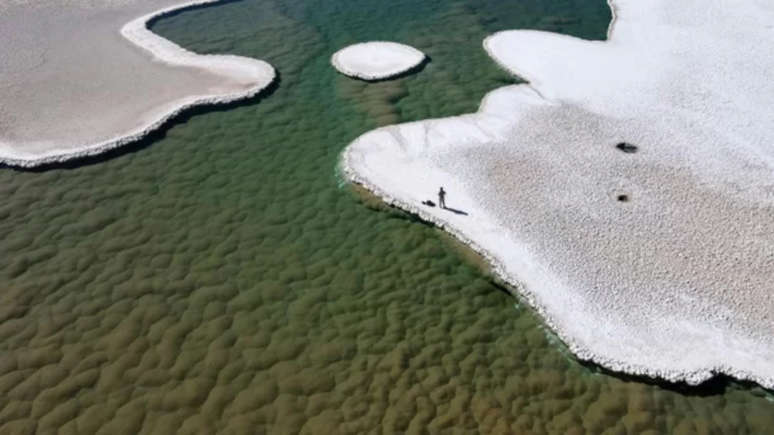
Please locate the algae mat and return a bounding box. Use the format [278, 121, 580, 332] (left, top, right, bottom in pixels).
[0, 0, 772, 433]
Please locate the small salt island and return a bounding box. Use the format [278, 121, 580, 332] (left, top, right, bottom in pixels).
[331, 42, 426, 81]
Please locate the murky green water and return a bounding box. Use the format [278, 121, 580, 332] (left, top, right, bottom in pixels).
[1, 0, 772, 433]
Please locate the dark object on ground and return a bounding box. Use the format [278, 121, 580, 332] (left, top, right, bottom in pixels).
[422, 200, 436, 207]
[615, 142, 638, 153]
[617, 194, 630, 202]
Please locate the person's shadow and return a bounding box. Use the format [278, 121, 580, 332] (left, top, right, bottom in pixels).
[422, 199, 468, 216]
[443, 206, 468, 216]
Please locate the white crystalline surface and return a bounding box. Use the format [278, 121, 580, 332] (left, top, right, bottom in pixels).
[331, 42, 425, 81]
[343, 0, 774, 388]
[0, 0, 275, 167]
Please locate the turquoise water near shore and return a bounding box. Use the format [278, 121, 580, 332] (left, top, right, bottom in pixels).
[1, 0, 773, 433]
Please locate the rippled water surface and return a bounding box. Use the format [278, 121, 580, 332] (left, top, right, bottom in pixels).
[1, 0, 773, 433]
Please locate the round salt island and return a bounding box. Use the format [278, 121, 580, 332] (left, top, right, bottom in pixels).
[331, 42, 426, 81]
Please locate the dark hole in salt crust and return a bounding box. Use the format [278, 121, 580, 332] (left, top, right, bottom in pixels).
[615, 142, 638, 153]
[617, 194, 629, 202]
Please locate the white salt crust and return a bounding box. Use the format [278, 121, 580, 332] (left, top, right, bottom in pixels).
[331, 42, 425, 81]
[0, 0, 275, 168]
[342, 0, 774, 389]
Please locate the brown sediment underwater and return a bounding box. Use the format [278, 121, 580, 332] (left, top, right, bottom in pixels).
[1, 0, 772, 433]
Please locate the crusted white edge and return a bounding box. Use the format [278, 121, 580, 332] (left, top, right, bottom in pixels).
[0, 0, 276, 168]
[339, 0, 774, 390]
[330, 41, 426, 81]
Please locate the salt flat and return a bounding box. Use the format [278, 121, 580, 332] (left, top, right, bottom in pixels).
[0, 0, 275, 167]
[343, 0, 774, 387]
[331, 42, 425, 81]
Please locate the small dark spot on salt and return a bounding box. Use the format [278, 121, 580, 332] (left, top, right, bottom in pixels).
[615, 142, 638, 153]
[617, 194, 630, 202]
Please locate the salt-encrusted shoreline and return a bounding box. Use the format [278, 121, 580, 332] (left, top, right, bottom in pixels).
[342, 0, 774, 389]
[0, 0, 275, 168]
[342, 142, 774, 389]
[331, 42, 425, 81]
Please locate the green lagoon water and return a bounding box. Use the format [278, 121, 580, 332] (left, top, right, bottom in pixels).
[1, 0, 773, 433]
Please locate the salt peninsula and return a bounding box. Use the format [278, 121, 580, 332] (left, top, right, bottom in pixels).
[343, 0, 774, 388]
[0, 0, 275, 168]
[331, 42, 426, 81]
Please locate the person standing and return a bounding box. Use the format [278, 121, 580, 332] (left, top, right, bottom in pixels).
[438, 186, 446, 209]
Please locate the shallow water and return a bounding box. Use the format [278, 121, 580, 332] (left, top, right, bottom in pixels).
[1, 0, 772, 433]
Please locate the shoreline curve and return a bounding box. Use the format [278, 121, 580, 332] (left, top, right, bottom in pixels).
[341, 0, 774, 390]
[340, 89, 774, 390]
[0, 0, 276, 169]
